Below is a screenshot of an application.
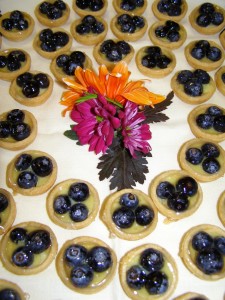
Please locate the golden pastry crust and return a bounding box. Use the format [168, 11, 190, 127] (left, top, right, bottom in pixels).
[0, 221, 58, 275]
[6, 150, 57, 196]
[171, 71, 216, 105]
[219, 29, 225, 49]
[184, 40, 225, 72]
[9, 71, 54, 106]
[136, 46, 176, 78]
[179, 224, 225, 280]
[188, 104, 225, 143]
[34, 0, 70, 27]
[189, 4, 225, 35]
[0, 11, 34, 41]
[215, 66, 225, 96]
[0, 188, 16, 235]
[173, 292, 209, 300]
[148, 20, 187, 50]
[72, 0, 108, 17]
[119, 243, 178, 300]
[56, 236, 117, 294]
[100, 189, 158, 240]
[177, 138, 225, 182]
[0, 49, 31, 81]
[70, 16, 108, 45]
[46, 179, 100, 229]
[113, 0, 147, 15]
[152, 0, 188, 22]
[149, 170, 203, 223]
[110, 14, 148, 42]
[217, 190, 225, 227]
[33, 27, 72, 59]
[0, 279, 27, 300]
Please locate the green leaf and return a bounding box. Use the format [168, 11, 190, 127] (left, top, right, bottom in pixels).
[64, 129, 78, 141]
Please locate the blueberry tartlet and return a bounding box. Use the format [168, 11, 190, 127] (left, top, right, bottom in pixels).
[215, 66, 225, 96]
[189, 2, 225, 35]
[50, 50, 93, 82]
[0, 188, 16, 235]
[0, 221, 58, 275]
[70, 15, 108, 46]
[178, 138, 225, 182]
[0, 279, 27, 300]
[188, 104, 225, 143]
[184, 40, 224, 72]
[93, 39, 134, 70]
[6, 150, 57, 196]
[217, 190, 225, 227]
[171, 69, 216, 105]
[0, 10, 34, 41]
[100, 189, 158, 241]
[0, 109, 37, 150]
[173, 292, 209, 300]
[33, 27, 72, 59]
[113, 0, 147, 16]
[46, 179, 100, 229]
[34, 0, 70, 27]
[119, 243, 178, 300]
[73, 0, 108, 17]
[149, 20, 187, 50]
[56, 236, 117, 294]
[110, 13, 148, 42]
[179, 224, 225, 280]
[149, 170, 203, 223]
[135, 45, 176, 78]
[0, 49, 31, 81]
[152, 0, 188, 22]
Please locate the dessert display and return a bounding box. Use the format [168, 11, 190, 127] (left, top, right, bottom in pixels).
[0, 188, 16, 235]
[113, 0, 147, 15]
[100, 189, 158, 240]
[0, 279, 27, 300]
[56, 236, 117, 294]
[135, 45, 176, 78]
[173, 292, 209, 300]
[34, 0, 70, 27]
[171, 69, 216, 105]
[6, 150, 57, 196]
[188, 104, 225, 143]
[0, 49, 31, 81]
[0, 221, 58, 275]
[217, 190, 225, 227]
[215, 65, 225, 96]
[152, 0, 188, 22]
[179, 224, 225, 280]
[72, 0, 108, 17]
[70, 15, 108, 45]
[0, 10, 34, 41]
[149, 170, 203, 222]
[0, 109, 37, 150]
[119, 243, 178, 300]
[178, 138, 225, 182]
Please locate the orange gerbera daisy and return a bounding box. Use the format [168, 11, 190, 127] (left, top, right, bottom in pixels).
[60, 61, 165, 116]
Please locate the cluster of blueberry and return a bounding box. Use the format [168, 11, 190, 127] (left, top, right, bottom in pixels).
[155, 20, 181, 42]
[119, 0, 144, 11]
[56, 51, 85, 75]
[0, 193, 9, 224]
[1, 10, 28, 31]
[0, 50, 26, 72]
[157, 0, 183, 17]
[196, 2, 224, 27]
[100, 39, 131, 62]
[196, 105, 225, 133]
[141, 46, 171, 69]
[191, 40, 222, 62]
[117, 13, 145, 33]
[39, 0, 67, 20]
[39, 28, 69, 52]
[76, 0, 104, 11]
[76, 15, 105, 35]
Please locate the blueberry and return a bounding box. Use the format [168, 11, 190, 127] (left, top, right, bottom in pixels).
[155, 25, 167, 38]
[195, 40, 210, 51]
[68, 182, 89, 201]
[140, 248, 164, 272]
[53, 195, 71, 214]
[184, 79, 203, 97]
[9, 50, 26, 62]
[156, 181, 175, 199]
[156, 55, 171, 69]
[70, 264, 93, 288]
[0, 121, 11, 138]
[192, 231, 214, 251]
[185, 147, 204, 165]
[88, 246, 112, 272]
[17, 171, 38, 189]
[76, 0, 89, 9]
[117, 41, 131, 55]
[31, 156, 53, 177]
[53, 31, 69, 47]
[76, 23, 91, 35]
[221, 72, 225, 83]
[133, 16, 145, 28]
[22, 81, 40, 98]
[126, 265, 146, 290]
[33, 73, 50, 89]
[145, 46, 161, 56]
[70, 51, 85, 63]
[41, 40, 57, 52]
[7, 109, 25, 123]
[199, 3, 215, 15]
[16, 72, 33, 88]
[0, 288, 21, 300]
[69, 203, 89, 222]
[167, 30, 180, 42]
[145, 271, 168, 295]
[100, 40, 116, 54]
[12, 246, 34, 267]
[10, 10, 23, 20]
[0, 55, 7, 68]
[167, 192, 189, 212]
[82, 15, 96, 25]
[39, 29, 54, 42]
[16, 19, 28, 31]
[64, 244, 88, 267]
[201, 143, 220, 158]
[2, 18, 14, 31]
[56, 54, 70, 67]
[39, 1, 51, 14]
[92, 21, 105, 34]
[202, 157, 220, 174]
[177, 70, 193, 84]
[176, 176, 198, 197]
[112, 207, 135, 228]
[54, 0, 67, 10]
[15, 154, 32, 171]
[165, 20, 180, 31]
[11, 122, 31, 141]
[135, 205, 154, 226]
[0, 193, 9, 212]
[214, 236, 225, 255]
[207, 106, 223, 116]
[142, 55, 156, 68]
[197, 14, 212, 27]
[47, 6, 62, 20]
[196, 114, 213, 129]
[27, 230, 51, 254]
[196, 248, 223, 274]
[10, 227, 28, 244]
[191, 47, 205, 60]
[167, 4, 181, 16]
[206, 47, 222, 62]
[89, 0, 104, 11]
[119, 193, 139, 209]
[193, 69, 210, 84]
[63, 59, 81, 75]
[213, 115, 225, 133]
[7, 57, 21, 71]
[211, 11, 224, 26]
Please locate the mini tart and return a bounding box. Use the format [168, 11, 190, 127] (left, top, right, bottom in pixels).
[110, 14, 148, 42]
[189, 4, 225, 35]
[50, 50, 93, 82]
[184, 40, 225, 72]
[171, 71, 216, 105]
[0, 49, 31, 81]
[113, 0, 147, 15]
[46, 179, 100, 229]
[33, 27, 72, 59]
[0, 221, 58, 275]
[173, 292, 209, 300]
[152, 0, 188, 22]
[34, 0, 70, 27]
[179, 224, 225, 280]
[56, 236, 117, 294]
[70, 17, 108, 45]
[148, 20, 187, 50]
[100, 189, 158, 241]
[0, 279, 27, 300]
[149, 170, 203, 223]
[9, 71, 54, 106]
[6, 150, 57, 196]
[217, 190, 225, 227]
[72, 0, 108, 17]
[135, 46, 176, 78]
[188, 104, 225, 143]
[177, 138, 225, 182]
[215, 66, 225, 96]
[0, 109, 37, 150]
[219, 29, 225, 49]
[119, 243, 178, 300]
[0, 188, 16, 235]
[0, 11, 34, 41]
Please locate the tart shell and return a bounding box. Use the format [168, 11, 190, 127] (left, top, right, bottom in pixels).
[217, 190, 225, 227]
[0, 279, 27, 300]
[219, 29, 225, 49]
[173, 292, 209, 300]
[113, 0, 147, 16]
[215, 66, 225, 96]
[0, 188, 16, 235]
[152, 0, 188, 22]
[72, 0, 108, 17]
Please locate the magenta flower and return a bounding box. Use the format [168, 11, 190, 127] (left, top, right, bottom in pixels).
[70, 94, 120, 154]
[119, 101, 152, 158]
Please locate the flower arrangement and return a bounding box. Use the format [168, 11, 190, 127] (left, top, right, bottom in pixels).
[60, 61, 173, 191]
